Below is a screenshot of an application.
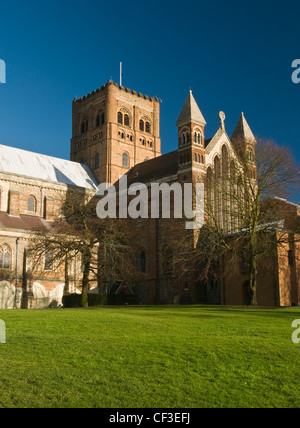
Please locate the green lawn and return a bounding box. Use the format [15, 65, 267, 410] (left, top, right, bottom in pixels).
[0, 305, 299, 408]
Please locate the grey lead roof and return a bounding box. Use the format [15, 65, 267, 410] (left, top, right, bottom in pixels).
[0, 144, 99, 190]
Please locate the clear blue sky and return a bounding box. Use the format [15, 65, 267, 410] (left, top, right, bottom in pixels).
[0, 0, 299, 198]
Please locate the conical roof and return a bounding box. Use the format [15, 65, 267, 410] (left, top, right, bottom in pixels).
[176, 91, 206, 127]
[231, 112, 256, 143]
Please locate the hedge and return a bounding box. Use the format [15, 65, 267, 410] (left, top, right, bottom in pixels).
[62, 293, 139, 308]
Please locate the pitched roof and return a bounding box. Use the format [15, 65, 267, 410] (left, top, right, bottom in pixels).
[0, 212, 53, 232]
[176, 91, 206, 127]
[0, 144, 98, 190]
[231, 113, 256, 143]
[125, 151, 178, 186]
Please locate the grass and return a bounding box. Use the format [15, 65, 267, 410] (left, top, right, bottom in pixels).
[0, 305, 299, 408]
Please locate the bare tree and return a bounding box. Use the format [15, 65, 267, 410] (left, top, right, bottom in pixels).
[170, 138, 299, 305]
[205, 138, 299, 305]
[29, 191, 140, 308]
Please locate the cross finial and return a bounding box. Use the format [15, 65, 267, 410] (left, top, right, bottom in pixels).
[218, 111, 226, 130]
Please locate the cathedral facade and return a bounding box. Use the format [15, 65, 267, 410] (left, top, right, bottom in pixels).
[0, 80, 298, 308]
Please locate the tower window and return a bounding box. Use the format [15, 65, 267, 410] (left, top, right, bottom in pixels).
[122, 152, 129, 168]
[139, 119, 144, 132]
[95, 115, 100, 127]
[94, 153, 100, 169]
[145, 121, 150, 133]
[118, 112, 123, 124]
[101, 112, 105, 125]
[124, 114, 130, 127]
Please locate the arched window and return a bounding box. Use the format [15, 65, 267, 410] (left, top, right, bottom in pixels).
[182, 134, 186, 145]
[194, 153, 197, 163]
[124, 114, 130, 127]
[27, 196, 36, 213]
[94, 153, 100, 169]
[0, 244, 11, 269]
[118, 112, 123, 124]
[198, 133, 202, 145]
[136, 251, 146, 273]
[145, 121, 150, 133]
[45, 248, 53, 271]
[122, 152, 129, 168]
[247, 149, 254, 162]
[101, 112, 105, 125]
[81, 122, 85, 134]
[95, 115, 100, 127]
[139, 119, 144, 132]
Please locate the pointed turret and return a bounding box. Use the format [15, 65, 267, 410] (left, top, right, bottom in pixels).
[176, 90, 206, 127]
[231, 112, 256, 144]
[176, 90, 206, 179]
[231, 113, 257, 167]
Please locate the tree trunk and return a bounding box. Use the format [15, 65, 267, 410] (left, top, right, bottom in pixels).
[81, 256, 91, 308]
[247, 232, 258, 306]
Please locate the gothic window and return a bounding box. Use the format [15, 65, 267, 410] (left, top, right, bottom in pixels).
[145, 121, 150, 133]
[118, 112, 123, 124]
[0, 244, 11, 269]
[45, 248, 53, 271]
[94, 153, 100, 169]
[101, 112, 105, 125]
[95, 115, 100, 127]
[136, 251, 146, 273]
[247, 149, 254, 162]
[124, 114, 130, 127]
[27, 196, 36, 213]
[122, 152, 129, 168]
[182, 134, 186, 145]
[139, 119, 144, 132]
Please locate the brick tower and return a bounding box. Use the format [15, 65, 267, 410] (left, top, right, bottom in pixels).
[176, 90, 207, 183]
[70, 80, 161, 185]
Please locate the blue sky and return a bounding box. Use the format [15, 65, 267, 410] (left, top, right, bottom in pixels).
[0, 0, 299, 198]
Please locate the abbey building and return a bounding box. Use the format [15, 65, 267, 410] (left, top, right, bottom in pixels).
[0, 80, 298, 308]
